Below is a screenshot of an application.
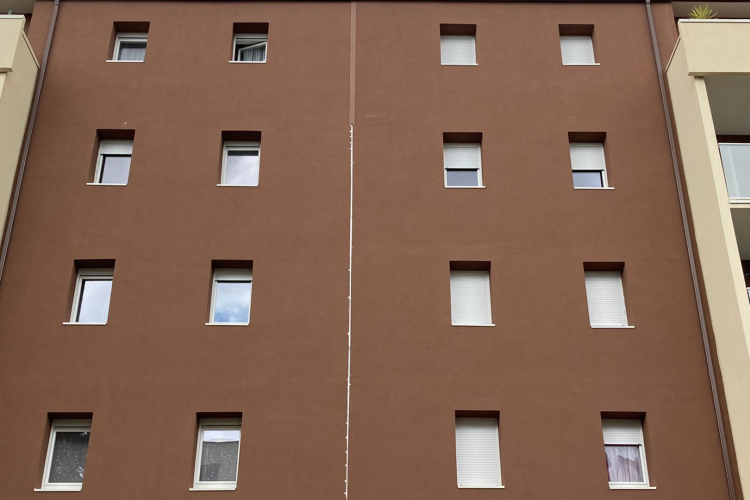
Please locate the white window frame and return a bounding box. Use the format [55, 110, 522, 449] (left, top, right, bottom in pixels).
[191, 418, 242, 491]
[443, 143, 483, 188]
[208, 268, 253, 325]
[37, 419, 92, 492]
[440, 35, 477, 66]
[602, 419, 652, 490]
[570, 142, 609, 189]
[560, 35, 598, 66]
[232, 34, 268, 63]
[220, 142, 261, 186]
[90, 140, 133, 186]
[67, 268, 114, 325]
[111, 33, 148, 62]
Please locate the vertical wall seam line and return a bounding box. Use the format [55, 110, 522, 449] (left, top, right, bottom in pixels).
[645, 2, 737, 499]
[345, 3, 356, 498]
[345, 123, 353, 500]
[0, 0, 60, 285]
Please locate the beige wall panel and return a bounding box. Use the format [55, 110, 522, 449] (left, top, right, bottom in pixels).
[0, 15, 37, 236]
[680, 20, 750, 75]
[668, 38, 750, 495]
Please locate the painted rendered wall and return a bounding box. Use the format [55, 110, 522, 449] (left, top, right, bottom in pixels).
[348, 3, 729, 500]
[0, 2, 736, 500]
[0, 2, 352, 499]
[0, 15, 37, 242]
[667, 20, 750, 499]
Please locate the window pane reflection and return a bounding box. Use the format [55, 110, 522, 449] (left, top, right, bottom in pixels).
[100, 155, 131, 184]
[77, 279, 112, 323]
[446, 169, 479, 187]
[572, 170, 603, 188]
[200, 429, 240, 482]
[49, 431, 90, 484]
[213, 281, 252, 323]
[224, 151, 259, 186]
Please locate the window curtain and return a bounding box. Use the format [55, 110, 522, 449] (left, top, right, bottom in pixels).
[119, 42, 146, 61]
[240, 43, 266, 62]
[605, 445, 643, 483]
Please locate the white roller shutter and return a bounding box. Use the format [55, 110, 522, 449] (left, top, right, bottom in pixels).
[455, 417, 502, 488]
[99, 140, 133, 155]
[584, 271, 628, 327]
[602, 419, 644, 445]
[560, 36, 595, 65]
[440, 36, 477, 65]
[444, 144, 481, 170]
[570, 143, 605, 171]
[450, 270, 492, 326]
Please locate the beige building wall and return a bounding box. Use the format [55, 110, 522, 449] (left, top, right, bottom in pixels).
[0, 15, 38, 237]
[667, 19, 750, 497]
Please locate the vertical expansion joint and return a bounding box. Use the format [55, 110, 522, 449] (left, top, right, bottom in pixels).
[344, 124, 353, 500]
[644, 2, 736, 499]
[0, 0, 61, 285]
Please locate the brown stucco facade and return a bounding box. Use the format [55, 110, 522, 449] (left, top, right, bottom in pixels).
[0, 1, 740, 499]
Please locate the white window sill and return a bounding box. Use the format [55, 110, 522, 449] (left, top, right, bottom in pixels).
[729, 198, 750, 204]
[86, 183, 127, 186]
[441, 63, 479, 66]
[458, 485, 505, 489]
[35, 486, 83, 492]
[445, 186, 485, 189]
[205, 322, 249, 326]
[452, 323, 496, 327]
[189, 485, 237, 491]
[62, 322, 107, 325]
[216, 184, 258, 187]
[229, 60, 266, 64]
[563, 62, 600, 66]
[105, 59, 144, 63]
[591, 325, 634, 329]
[574, 186, 615, 190]
[609, 484, 656, 490]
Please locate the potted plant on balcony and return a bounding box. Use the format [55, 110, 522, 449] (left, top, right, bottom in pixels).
[689, 4, 718, 19]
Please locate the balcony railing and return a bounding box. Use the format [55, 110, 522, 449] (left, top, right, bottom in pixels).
[720, 143, 750, 201]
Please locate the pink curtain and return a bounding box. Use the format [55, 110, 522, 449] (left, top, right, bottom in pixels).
[605, 445, 643, 482]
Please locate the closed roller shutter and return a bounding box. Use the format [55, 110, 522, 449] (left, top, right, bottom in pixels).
[584, 271, 628, 327]
[455, 417, 502, 488]
[441, 36, 477, 65]
[450, 270, 492, 326]
[560, 36, 595, 65]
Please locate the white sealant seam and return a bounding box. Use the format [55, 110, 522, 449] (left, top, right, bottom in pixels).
[345, 124, 353, 500]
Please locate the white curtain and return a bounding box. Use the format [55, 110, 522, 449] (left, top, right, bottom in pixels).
[605, 445, 643, 482]
[240, 43, 266, 62]
[119, 43, 146, 61]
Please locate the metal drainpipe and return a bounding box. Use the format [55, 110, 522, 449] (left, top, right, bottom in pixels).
[0, 0, 60, 285]
[644, 1, 737, 499]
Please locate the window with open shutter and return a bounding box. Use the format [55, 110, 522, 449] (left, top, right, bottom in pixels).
[455, 417, 502, 488]
[584, 271, 628, 327]
[560, 36, 596, 65]
[440, 36, 476, 65]
[450, 270, 492, 325]
[570, 142, 607, 188]
[444, 144, 482, 187]
[602, 419, 650, 487]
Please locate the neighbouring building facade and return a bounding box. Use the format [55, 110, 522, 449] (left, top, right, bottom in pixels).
[0, 1, 744, 500]
[0, 13, 37, 259]
[667, 13, 750, 500]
